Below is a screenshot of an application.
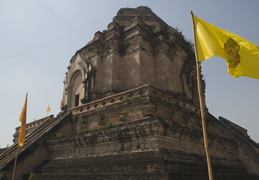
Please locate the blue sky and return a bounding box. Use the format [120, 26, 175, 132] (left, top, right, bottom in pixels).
[0, 0, 258, 147]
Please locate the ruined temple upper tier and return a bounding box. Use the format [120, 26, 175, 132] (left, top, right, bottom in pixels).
[61, 6, 201, 111]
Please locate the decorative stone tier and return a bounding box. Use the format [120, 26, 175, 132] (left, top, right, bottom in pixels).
[71, 84, 200, 116]
[47, 116, 238, 162]
[34, 150, 257, 180]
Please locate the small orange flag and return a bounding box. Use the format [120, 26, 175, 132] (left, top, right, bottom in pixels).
[46, 105, 51, 112]
[18, 93, 28, 147]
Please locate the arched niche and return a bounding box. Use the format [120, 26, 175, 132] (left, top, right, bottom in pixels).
[61, 53, 95, 111]
[67, 70, 83, 109]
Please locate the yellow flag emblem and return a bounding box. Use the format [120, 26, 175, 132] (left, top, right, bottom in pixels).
[223, 37, 241, 68]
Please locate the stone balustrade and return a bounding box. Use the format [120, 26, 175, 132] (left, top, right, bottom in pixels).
[71, 84, 200, 116]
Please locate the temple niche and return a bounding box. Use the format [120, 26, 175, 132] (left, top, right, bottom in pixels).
[61, 54, 95, 110]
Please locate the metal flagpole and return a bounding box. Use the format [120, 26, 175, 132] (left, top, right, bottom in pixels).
[190, 11, 214, 180]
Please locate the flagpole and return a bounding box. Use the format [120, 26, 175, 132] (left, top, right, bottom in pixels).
[11, 145, 20, 180]
[190, 11, 213, 180]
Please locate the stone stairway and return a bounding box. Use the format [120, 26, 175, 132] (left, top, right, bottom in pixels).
[0, 112, 71, 172]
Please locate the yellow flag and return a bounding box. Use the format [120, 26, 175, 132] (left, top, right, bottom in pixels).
[18, 94, 28, 147]
[46, 105, 51, 112]
[193, 14, 259, 79]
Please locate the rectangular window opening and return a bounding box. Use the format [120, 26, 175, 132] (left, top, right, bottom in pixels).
[75, 94, 80, 107]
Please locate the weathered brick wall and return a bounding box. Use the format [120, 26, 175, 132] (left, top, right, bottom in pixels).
[5, 144, 50, 180]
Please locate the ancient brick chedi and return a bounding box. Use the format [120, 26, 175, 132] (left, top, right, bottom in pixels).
[1, 6, 259, 180]
[60, 6, 199, 110]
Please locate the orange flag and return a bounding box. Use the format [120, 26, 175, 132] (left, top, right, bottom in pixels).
[18, 93, 28, 147]
[46, 105, 51, 113]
